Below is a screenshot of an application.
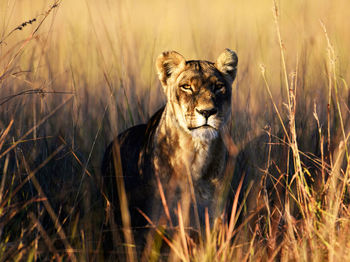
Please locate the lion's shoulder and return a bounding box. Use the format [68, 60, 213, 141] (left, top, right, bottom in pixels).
[101, 124, 147, 187]
[102, 106, 165, 180]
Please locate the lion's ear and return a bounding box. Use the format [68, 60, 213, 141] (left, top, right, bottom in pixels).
[156, 51, 186, 86]
[215, 49, 238, 83]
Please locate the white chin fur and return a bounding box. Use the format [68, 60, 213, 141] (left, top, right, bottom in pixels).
[190, 127, 218, 141]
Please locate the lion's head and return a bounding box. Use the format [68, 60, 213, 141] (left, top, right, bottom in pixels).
[156, 49, 238, 140]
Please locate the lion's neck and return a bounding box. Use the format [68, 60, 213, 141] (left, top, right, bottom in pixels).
[153, 105, 227, 181]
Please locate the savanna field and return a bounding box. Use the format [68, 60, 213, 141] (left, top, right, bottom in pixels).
[1, 0, 350, 261]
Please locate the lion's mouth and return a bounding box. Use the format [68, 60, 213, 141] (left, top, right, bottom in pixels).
[188, 124, 216, 131]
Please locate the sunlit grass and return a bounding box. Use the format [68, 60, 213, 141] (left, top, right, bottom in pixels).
[0, 0, 350, 260]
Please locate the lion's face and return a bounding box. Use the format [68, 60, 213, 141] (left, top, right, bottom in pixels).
[156, 49, 238, 140]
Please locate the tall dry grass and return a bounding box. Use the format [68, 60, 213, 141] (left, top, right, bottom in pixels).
[0, 0, 350, 260]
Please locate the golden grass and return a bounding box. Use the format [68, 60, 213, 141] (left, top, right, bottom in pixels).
[1, 0, 350, 261]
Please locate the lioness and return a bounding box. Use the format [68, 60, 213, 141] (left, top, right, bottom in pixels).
[102, 49, 238, 238]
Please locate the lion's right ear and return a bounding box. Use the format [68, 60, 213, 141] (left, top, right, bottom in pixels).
[156, 51, 186, 86]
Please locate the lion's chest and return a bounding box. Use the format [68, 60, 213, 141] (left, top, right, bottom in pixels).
[152, 130, 218, 178]
[152, 128, 225, 201]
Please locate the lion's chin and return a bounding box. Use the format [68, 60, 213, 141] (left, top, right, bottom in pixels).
[189, 125, 219, 141]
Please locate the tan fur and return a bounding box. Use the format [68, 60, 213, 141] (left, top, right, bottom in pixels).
[153, 50, 237, 220]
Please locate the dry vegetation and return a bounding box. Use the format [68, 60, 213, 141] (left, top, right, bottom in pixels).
[1, 0, 350, 261]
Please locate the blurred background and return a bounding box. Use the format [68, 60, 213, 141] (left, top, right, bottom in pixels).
[1, 0, 349, 159]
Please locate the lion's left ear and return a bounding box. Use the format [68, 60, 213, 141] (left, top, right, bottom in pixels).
[215, 49, 238, 83]
[156, 51, 186, 87]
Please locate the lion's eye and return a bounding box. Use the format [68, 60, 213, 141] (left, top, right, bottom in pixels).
[180, 84, 192, 92]
[215, 84, 225, 92]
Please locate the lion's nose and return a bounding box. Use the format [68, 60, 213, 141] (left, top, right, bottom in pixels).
[196, 108, 217, 119]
